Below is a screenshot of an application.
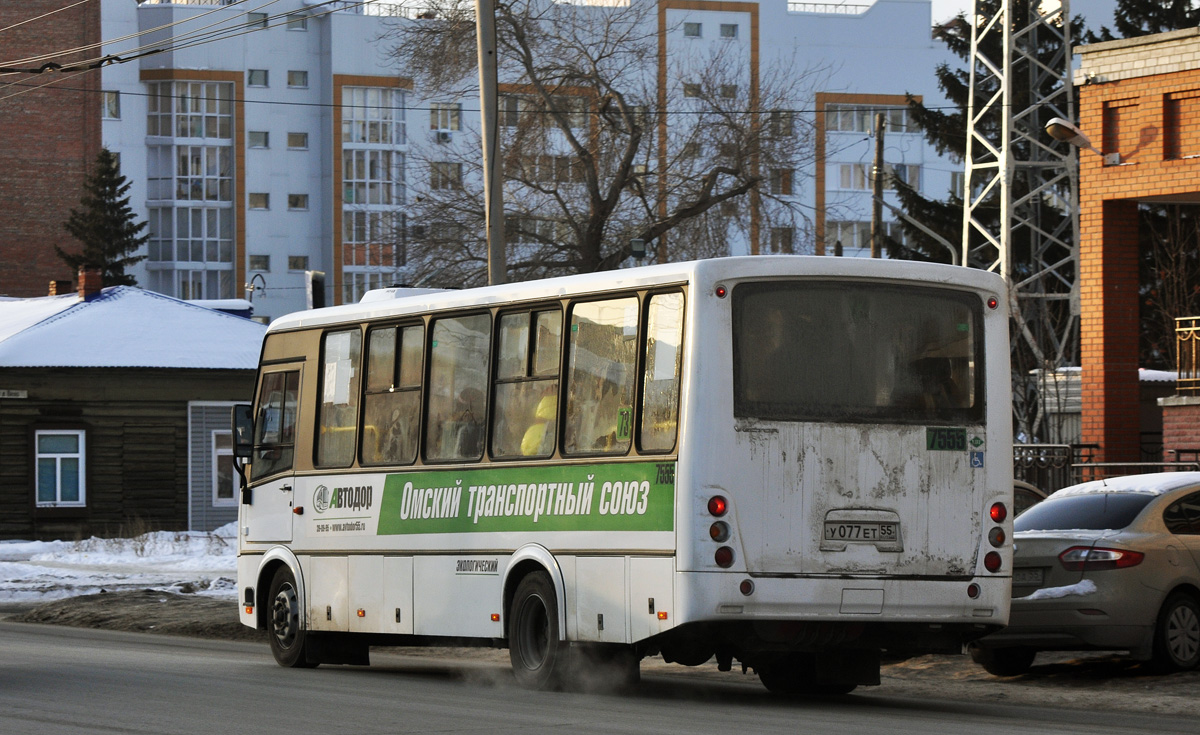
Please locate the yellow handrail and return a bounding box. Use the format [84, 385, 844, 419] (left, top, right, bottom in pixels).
[1178, 317, 1200, 396]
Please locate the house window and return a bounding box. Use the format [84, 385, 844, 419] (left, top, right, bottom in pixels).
[720, 23, 738, 39]
[102, 91, 120, 119]
[287, 132, 308, 149]
[950, 170, 964, 197]
[35, 430, 86, 507]
[342, 86, 406, 144]
[247, 12, 268, 28]
[838, 163, 870, 190]
[430, 103, 461, 131]
[248, 69, 269, 87]
[249, 193, 270, 209]
[719, 85, 737, 100]
[288, 194, 309, 210]
[683, 83, 702, 98]
[430, 161, 463, 190]
[212, 431, 235, 506]
[286, 13, 308, 30]
[770, 168, 794, 196]
[770, 110, 794, 137]
[683, 22, 701, 37]
[248, 131, 269, 148]
[287, 70, 308, 89]
[249, 254, 270, 271]
[288, 255, 309, 271]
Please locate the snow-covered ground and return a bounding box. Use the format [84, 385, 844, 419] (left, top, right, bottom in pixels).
[0, 524, 237, 603]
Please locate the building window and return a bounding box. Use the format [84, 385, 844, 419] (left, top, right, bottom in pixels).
[147, 81, 233, 140]
[343, 149, 403, 204]
[770, 168, 794, 196]
[249, 193, 270, 209]
[288, 255, 309, 271]
[770, 110, 794, 137]
[825, 103, 911, 134]
[719, 85, 737, 100]
[288, 194, 309, 210]
[35, 430, 86, 508]
[212, 431, 235, 506]
[768, 227, 794, 254]
[102, 91, 120, 119]
[248, 69, 268, 87]
[287, 70, 308, 88]
[341, 86, 406, 145]
[430, 102, 461, 132]
[287, 132, 308, 149]
[247, 12, 268, 28]
[683, 83, 702, 99]
[430, 161, 463, 190]
[683, 22, 701, 37]
[838, 163, 870, 190]
[887, 163, 921, 190]
[286, 13, 308, 30]
[249, 255, 270, 271]
[248, 131, 269, 148]
[950, 170, 964, 197]
[720, 23, 738, 39]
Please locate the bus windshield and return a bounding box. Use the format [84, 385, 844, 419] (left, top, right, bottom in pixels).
[732, 281, 983, 424]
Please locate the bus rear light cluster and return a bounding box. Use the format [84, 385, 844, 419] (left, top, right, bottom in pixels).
[984, 501, 1007, 571]
[707, 495, 734, 568]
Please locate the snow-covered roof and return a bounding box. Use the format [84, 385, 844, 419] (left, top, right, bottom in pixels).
[0, 286, 266, 369]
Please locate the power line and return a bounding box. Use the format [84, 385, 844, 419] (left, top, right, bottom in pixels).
[0, 0, 95, 37]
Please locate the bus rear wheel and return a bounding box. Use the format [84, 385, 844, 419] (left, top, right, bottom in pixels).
[509, 571, 566, 689]
[268, 565, 317, 668]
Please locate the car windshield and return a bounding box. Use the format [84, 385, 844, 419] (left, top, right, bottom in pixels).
[1014, 492, 1156, 532]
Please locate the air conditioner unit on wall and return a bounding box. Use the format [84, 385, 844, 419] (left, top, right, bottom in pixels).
[436, 131, 452, 144]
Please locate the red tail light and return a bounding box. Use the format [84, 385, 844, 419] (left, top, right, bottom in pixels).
[989, 502, 1007, 523]
[714, 546, 734, 568]
[983, 551, 1002, 573]
[707, 495, 728, 517]
[1059, 546, 1144, 571]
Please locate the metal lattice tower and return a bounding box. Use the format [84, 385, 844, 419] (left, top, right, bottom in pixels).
[963, 0, 1079, 438]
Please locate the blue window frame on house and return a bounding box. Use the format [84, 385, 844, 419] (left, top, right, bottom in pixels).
[35, 429, 86, 507]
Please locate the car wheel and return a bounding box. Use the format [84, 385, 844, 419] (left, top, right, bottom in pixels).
[968, 645, 1035, 676]
[267, 565, 317, 668]
[508, 571, 566, 689]
[1153, 593, 1200, 672]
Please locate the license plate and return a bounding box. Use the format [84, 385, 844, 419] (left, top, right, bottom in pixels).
[1012, 567, 1044, 586]
[823, 521, 899, 543]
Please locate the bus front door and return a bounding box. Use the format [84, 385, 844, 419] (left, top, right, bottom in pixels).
[244, 366, 302, 544]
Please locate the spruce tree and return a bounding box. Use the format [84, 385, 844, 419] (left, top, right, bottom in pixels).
[1088, 0, 1200, 42]
[58, 147, 148, 287]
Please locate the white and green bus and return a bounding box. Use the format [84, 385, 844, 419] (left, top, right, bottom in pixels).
[233, 255, 1013, 693]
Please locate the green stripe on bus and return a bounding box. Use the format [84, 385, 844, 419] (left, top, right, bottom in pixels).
[376, 461, 675, 535]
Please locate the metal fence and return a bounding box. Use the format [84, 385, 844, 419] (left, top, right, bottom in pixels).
[787, 2, 870, 14]
[1014, 443, 1200, 495]
[1179, 317, 1200, 396]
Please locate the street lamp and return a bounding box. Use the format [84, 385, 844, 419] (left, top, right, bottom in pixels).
[1045, 117, 1119, 164]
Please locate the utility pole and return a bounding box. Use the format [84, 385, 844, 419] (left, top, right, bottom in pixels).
[870, 112, 886, 259]
[475, 0, 506, 285]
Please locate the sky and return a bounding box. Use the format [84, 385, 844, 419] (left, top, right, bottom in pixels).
[0, 525, 237, 603]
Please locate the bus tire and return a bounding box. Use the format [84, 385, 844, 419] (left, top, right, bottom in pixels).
[968, 645, 1035, 677]
[268, 565, 317, 669]
[509, 571, 566, 689]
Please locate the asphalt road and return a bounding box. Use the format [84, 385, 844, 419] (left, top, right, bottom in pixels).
[1, 622, 1195, 735]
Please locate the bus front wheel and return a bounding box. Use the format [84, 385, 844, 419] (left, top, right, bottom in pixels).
[268, 565, 317, 668]
[509, 571, 566, 689]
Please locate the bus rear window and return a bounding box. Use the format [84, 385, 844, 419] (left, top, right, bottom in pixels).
[732, 282, 983, 424]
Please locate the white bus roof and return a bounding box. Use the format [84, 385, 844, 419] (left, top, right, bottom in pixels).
[267, 256, 1005, 333]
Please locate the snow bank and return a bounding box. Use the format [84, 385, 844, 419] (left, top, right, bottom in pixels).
[1019, 579, 1098, 601]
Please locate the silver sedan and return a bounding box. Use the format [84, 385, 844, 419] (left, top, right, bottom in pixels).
[970, 471, 1200, 676]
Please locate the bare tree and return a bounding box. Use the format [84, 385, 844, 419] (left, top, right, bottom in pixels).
[383, 0, 821, 286]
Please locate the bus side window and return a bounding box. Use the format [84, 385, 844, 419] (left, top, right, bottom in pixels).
[251, 370, 299, 481]
[563, 297, 638, 456]
[640, 292, 683, 452]
[425, 314, 491, 462]
[361, 324, 423, 466]
[491, 309, 561, 459]
[317, 329, 362, 467]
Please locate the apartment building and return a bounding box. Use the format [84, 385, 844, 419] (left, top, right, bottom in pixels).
[1, 0, 951, 318]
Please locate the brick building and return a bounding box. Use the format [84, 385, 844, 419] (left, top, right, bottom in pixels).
[0, 0, 102, 298]
[1075, 29, 1200, 463]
